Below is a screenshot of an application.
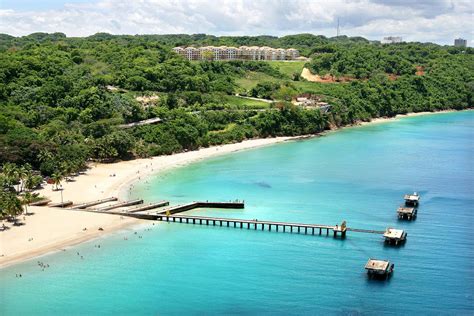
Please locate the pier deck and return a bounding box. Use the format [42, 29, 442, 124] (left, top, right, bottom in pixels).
[365, 259, 394, 279]
[49, 201, 73, 208]
[29, 199, 51, 206]
[95, 199, 143, 211]
[397, 206, 417, 220]
[125, 201, 170, 213]
[404, 193, 420, 206]
[383, 228, 407, 245]
[154, 214, 360, 237]
[158, 201, 245, 215]
[72, 197, 118, 209]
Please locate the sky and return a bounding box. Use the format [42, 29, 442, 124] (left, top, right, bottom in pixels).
[0, 0, 472, 45]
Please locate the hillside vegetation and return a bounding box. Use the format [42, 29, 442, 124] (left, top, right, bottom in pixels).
[0, 32, 473, 180]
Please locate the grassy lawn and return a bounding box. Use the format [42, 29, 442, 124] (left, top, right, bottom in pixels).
[225, 95, 271, 109]
[292, 81, 347, 95]
[269, 61, 306, 77]
[235, 71, 280, 90]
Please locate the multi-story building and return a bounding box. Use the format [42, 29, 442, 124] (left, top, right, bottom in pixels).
[381, 36, 403, 44]
[454, 38, 467, 47]
[173, 45, 300, 61]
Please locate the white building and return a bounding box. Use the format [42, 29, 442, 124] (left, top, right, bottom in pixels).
[173, 45, 300, 61]
[382, 36, 403, 44]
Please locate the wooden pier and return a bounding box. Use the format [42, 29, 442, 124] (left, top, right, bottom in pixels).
[49, 200, 73, 208]
[158, 201, 245, 215]
[72, 197, 118, 209]
[96, 199, 143, 211]
[397, 206, 417, 220]
[29, 199, 51, 206]
[155, 214, 352, 238]
[125, 201, 170, 213]
[365, 259, 394, 279]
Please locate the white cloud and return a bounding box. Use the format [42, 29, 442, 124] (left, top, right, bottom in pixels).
[0, 0, 472, 45]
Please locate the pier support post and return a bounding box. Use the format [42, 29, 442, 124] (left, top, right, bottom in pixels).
[240, 222, 243, 229]
[319, 228, 321, 235]
[255, 223, 257, 230]
[262, 224, 264, 231]
[247, 223, 250, 229]
[298, 227, 300, 233]
[213, 220, 215, 226]
[227, 221, 229, 227]
[276, 225, 279, 232]
[269, 224, 271, 231]
[283, 225, 286, 232]
[179, 218, 182, 223]
[220, 221, 222, 226]
[326, 229, 329, 236]
[291, 226, 293, 233]
[312, 228, 314, 235]
[166, 216, 169, 222]
[234, 222, 236, 228]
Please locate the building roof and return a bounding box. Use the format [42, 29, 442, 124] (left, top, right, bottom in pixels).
[383, 228, 405, 239]
[397, 206, 416, 214]
[404, 194, 420, 201]
[365, 259, 390, 271]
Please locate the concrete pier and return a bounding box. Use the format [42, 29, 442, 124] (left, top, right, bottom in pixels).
[96, 199, 143, 211]
[71, 197, 118, 209]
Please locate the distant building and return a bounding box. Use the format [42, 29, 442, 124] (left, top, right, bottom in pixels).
[382, 36, 403, 44]
[454, 38, 467, 47]
[172, 46, 300, 61]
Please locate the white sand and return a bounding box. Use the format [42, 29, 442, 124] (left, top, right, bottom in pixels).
[358, 110, 457, 126]
[0, 137, 292, 268]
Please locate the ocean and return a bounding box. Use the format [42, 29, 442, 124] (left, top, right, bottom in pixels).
[1, 111, 473, 315]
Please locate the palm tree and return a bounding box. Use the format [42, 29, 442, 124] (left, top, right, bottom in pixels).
[2, 193, 23, 219]
[51, 173, 63, 191]
[16, 165, 29, 193]
[1, 162, 18, 189]
[21, 192, 35, 215]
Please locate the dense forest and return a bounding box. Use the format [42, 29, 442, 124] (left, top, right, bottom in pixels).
[0, 32, 473, 211]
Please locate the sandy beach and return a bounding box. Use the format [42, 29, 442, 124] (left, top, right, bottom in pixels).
[0, 137, 293, 268]
[0, 109, 466, 269]
[358, 110, 457, 126]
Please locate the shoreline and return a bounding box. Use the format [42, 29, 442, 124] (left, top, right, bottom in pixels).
[0, 137, 293, 268]
[0, 109, 469, 269]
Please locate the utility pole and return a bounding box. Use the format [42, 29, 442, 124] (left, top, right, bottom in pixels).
[60, 184, 64, 208]
[337, 18, 340, 37]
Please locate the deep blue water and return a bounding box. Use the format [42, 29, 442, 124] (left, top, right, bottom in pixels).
[1, 111, 473, 315]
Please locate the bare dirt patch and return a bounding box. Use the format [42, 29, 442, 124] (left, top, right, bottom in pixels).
[415, 66, 425, 76]
[301, 68, 354, 83]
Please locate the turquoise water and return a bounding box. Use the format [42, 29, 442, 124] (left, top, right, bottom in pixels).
[1, 111, 473, 315]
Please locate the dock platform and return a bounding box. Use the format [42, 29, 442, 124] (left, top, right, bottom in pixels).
[365, 259, 394, 279]
[49, 201, 73, 208]
[96, 199, 143, 211]
[158, 201, 244, 215]
[125, 201, 170, 213]
[72, 197, 118, 209]
[383, 228, 407, 245]
[29, 199, 51, 206]
[404, 192, 420, 206]
[156, 214, 352, 238]
[397, 206, 417, 220]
